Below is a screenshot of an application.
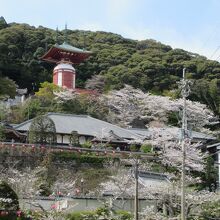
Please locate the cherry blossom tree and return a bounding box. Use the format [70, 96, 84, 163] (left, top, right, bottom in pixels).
[85, 74, 106, 93]
[53, 85, 217, 131]
[101, 85, 217, 129]
[144, 127, 207, 172]
[53, 89, 77, 102]
[99, 166, 220, 220]
[0, 165, 42, 198]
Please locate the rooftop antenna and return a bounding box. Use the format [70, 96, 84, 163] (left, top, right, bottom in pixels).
[55, 26, 59, 44]
[64, 23, 67, 44]
[83, 31, 86, 50]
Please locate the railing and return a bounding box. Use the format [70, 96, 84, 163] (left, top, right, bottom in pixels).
[0, 142, 159, 159]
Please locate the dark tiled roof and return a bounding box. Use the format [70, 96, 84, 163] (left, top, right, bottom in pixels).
[15, 113, 141, 140]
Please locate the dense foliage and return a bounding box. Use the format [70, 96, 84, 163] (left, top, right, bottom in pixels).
[52, 151, 110, 166]
[0, 124, 6, 141]
[28, 115, 56, 144]
[66, 206, 132, 220]
[0, 181, 19, 210]
[199, 156, 218, 191]
[199, 200, 220, 219]
[0, 18, 219, 116]
[6, 83, 108, 124]
[0, 76, 16, 99]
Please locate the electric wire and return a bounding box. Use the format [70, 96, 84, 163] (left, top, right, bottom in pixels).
[209, 45, 220, 59]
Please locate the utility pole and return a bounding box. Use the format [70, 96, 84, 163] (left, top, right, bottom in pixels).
[134, 158, 139, 220]
[218, 149, 220, 190]
[179, 68, 191, 220]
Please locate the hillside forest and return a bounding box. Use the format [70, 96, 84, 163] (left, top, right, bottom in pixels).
[0, 17, 220, 220]
[0, 16, 219, 120]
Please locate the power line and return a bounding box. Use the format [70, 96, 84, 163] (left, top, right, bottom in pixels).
[200, 23, 220, 52]
[214, 53, 220, 61]
[209, 45, 220, 59]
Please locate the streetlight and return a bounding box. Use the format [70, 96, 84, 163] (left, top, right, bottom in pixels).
[178, 68, 191, 220]
[134, 158, 139, 220]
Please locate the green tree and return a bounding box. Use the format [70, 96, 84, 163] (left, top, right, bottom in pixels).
[69, 131, 79, 146]
[191, 78, 220, 117]
[0, 16, 7, 30]
[0, 21, 219, 118]
[35, 81, 61, 100]
[28, 115, 56, 144]
[200, 200, 220, 219]
[0, 124, 6, 141]
[0, 181, 19, 210]
[201, 156, 218, 191]
[0, 76, 16, 99]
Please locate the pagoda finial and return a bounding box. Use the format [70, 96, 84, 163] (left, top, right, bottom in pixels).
[83, 31, 86, 50]
[55, 26, 59, 44]
[64, 23, 67, 44]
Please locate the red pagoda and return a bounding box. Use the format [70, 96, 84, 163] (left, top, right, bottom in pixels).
[41, 42, 92, 90]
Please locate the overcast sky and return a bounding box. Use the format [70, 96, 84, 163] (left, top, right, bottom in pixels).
[1, 0, 220, 60]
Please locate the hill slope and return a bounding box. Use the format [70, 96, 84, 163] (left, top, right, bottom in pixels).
[0, 19, 219, 115]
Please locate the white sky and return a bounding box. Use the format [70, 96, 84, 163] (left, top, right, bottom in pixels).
[1, 0, 220, 59]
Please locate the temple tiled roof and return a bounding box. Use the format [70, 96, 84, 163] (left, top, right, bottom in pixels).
[14, 113, 141, 140]
[40, 42, 92, 63]
[128, 127, 216, 141]
[55, 42, 91, 54]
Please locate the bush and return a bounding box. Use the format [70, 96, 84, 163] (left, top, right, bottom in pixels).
[38, 183, 52, 196]
[69, 131, 79, 146]
[66, 207, 132, 220]
[52, 151, 109, 165]
[66, 211, 92, 220]
[130, 145, 138, 152]
[199, 200, 220, 219]
[167, 112, 179, 126]
[117, 210, 132, 220]
[0, 125, 6, 141]
[140, 144, 152, 153]
[81, 141, 92, 148]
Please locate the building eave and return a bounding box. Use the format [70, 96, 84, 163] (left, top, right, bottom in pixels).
[40, 44, 92, 64]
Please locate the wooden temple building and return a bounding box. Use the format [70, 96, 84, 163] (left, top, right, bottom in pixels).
[41, 38, 93, 93]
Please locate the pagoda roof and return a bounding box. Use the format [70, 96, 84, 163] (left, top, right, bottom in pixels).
[41, 42, 92, 64]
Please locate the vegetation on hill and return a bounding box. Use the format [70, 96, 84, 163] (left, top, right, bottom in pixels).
[0, 181, 19, 210]
[0, 17, 219, 116]
[0, 17, 219, 219]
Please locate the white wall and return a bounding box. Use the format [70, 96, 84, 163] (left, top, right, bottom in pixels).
[56, 134, 63, 144]
[56, 134, 89, 145]
[63, 135, 70, 144]
[57, 72, 62, 86]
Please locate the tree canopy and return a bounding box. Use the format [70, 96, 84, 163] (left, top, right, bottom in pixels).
[0, 19, 219, 116]
[0, 181, 19, 210]
[28, 115, 56, 144]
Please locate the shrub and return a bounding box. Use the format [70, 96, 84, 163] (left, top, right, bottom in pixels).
[66, 207, 132, 220]
[81, 141, 92, 148]
[130, 144, 138, 152]
[69, 131, 79, 146]
[199, 200, 220, 219]
[0, 125, 6, 141]
[66, 210, 96, 220]
[28, 115, 56, 144]
[140, 144, 152, 153]
[117, 210, 132, 220]
[38, 183, 52, 196]
[167, 112, 179, 126]
[52, 151, 110, 165]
